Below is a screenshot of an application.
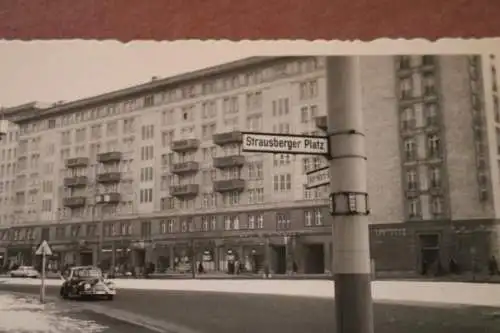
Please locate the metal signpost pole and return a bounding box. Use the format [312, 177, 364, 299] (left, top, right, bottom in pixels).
[40, 251, 46, 303]
[326, 56, 374, 333]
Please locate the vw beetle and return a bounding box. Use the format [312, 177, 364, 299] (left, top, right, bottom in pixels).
[60, 266, 116, 300]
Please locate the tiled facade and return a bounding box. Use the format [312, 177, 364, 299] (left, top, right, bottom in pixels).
[1, 55, 499, 276]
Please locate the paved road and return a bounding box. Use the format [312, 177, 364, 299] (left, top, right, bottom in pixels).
[1, 284, 499, 333]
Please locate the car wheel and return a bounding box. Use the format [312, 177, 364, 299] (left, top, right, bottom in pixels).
[10, 274, 15, 278]
[106, 295, 114, 301]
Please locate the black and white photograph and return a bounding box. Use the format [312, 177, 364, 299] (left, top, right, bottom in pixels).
[0, 40, 499, 333]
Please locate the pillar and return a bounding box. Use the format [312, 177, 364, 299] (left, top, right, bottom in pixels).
[214, 246, 220, 271]
[327, 56, 374, 333]
[111, 242, 116, 268]
[169, 245, 175, 270]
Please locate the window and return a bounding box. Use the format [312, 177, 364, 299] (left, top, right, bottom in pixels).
[140, 188, 153, 203]
[427, 134, 441, 158]
[272, 98, 290, 117]
[106, 121, 118, 137]
[161, 130, 174, 148]
[141, 125, 155, 140]
[299, 80, 318, 100]
[398, 56, 411, 70]
[399, 77, 412, 99]
[408, 198, 421, 218]
[248, 162, 263, 180]
[404, 138, 417, 161]
[91, 124, 102, 139]
[424, 103, 439, 126]
[430, 196, 443, 216]
[248, 188, 264, 204]
[144, 95, 155, 107]
[223, 215, 239, 230]
[248, 214, 264, 229]
[181, 105, 195, 122]
[223, 96, 239, 115]
[314, 209, 323, 226]
[123, 117, 135, 134]
[273, 173, 292, 192]
[429, 166, 441, 188]
[401, 107, 416, 130]
[140, 221, 151, 238]
[222, 191, 240, 206]
[305, 211, 312, 226]
[422, 73, 436, 95]
[140, 167, 154, 182]
[201, 101, 217, 119]
[202, 123, 217, 140]
[141, 146, 154, 160]
[246, 91, 263, 111]
[406, 169, 418, 191]
[246, 114, 262, 131]
[276, 213, 290, 229]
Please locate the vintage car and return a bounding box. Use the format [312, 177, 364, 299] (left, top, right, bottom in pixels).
[59, 266, 116, 300]
[10, 266, 40, 278]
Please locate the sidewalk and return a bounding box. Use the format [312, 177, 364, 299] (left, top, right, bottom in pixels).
[0, 293, 155, 333]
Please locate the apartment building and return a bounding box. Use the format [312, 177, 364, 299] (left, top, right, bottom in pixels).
[0, 55, 498, 276]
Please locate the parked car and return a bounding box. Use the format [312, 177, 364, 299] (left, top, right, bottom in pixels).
[10, 266, 40, 278]
[59, 266, 116, 300]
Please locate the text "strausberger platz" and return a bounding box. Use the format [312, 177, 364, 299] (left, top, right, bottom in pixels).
[241, 132, 329, 155]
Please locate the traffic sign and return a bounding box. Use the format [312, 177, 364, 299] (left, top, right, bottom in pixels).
[306, 166, 330, 189]
[35, 240, 52, 256]
[241, 132, 329, 155]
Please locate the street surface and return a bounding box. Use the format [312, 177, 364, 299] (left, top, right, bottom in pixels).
[1, 284, 499, 333]
[0, 292, 155, 333]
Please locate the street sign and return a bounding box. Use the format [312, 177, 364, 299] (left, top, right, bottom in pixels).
[241, 132, 329, 155]
[305, 166, 330, 189]
[35, 240, 52, 256]
[35, 240, 52, 304]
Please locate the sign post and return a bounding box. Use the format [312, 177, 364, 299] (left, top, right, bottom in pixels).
[35, 240, 52, 304]
[326, 56, 374, 333]
[241, 132, 329, 155]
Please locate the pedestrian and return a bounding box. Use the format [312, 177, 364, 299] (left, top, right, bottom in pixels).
[292, 261, 298, 274]
[198, 262, 205, 274]
[263, 263, 270, 279]
[488, 256, 499, 275]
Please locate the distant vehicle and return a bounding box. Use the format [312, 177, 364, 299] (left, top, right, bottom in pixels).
[59, 266, 116, 300]
[10, 266, 40, 278]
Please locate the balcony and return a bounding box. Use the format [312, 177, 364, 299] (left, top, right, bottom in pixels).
[96, 172, 121, 183]
[63, 196, 86, 208]
[212, 131, 242, 146]
[63, 176, 88, 188]
[171, 161, 200, 175]
[95, 192, 121, 204]
[314, 116, 327, 131]
[213, 155, 245, 169]
[213, 179, 246, 192]
[66, 157, 90, 168]
[171, 139, 200, 152]
[170, 184, 199, 197]
[97, 152, 122, 163]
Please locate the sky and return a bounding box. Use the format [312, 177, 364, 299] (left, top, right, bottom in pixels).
[0, 41, 256, 108]
[0, 40, 498, 108]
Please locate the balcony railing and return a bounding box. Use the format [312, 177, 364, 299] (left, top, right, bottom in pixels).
[213, 179, 246, 192]
[213, 155, 245, 169]
[63, 176, 88, 188]
[63, 196, 86, 208]
[96, 172, 121, 183]
[170, 184, 199, 197]
[97, 152, 123, 163]
[66, 157, 90, 168]
[171, 139, 200, 152]
[95, 192, 121, 204]
[171, 161, 200, 174]
[212, 131, 242, 146]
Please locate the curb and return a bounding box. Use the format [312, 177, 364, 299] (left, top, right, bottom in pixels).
[2, 290, 202, 333]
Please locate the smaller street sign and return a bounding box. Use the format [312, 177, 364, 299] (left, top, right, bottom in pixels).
[35, 240, 52, 256]
[241, 132, 329, 155]
[306, 166, 330, 189]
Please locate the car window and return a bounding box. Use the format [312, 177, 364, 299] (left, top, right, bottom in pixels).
[73, 268, 102, 278]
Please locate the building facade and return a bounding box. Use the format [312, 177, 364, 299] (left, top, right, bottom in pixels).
[0, 55, 499, 276]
